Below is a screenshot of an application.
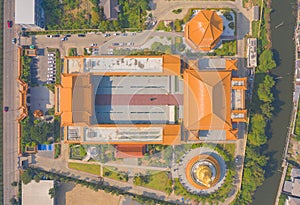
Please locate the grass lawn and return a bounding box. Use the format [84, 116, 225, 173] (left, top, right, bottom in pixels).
[252, 21, 260, 38]
[134, 171, 172, 194]
[103, 166, 128, 182]
[223, 144, 236, 157]
[68, 162, 100, 175]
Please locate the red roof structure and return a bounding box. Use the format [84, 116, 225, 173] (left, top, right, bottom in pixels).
[115, 144, 146, 158]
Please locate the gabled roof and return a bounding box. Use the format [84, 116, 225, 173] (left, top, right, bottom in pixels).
[57, 74, 93, 125]
[185, 10, 223, 51]
[115, 144, 146, 158]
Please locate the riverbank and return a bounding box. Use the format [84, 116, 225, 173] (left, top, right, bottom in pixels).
[251, 0, 296, 204]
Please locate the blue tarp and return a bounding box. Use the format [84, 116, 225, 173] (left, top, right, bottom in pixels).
[37, 144, 54, 151]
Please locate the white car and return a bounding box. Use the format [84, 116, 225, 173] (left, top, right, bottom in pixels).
[48, 70, 56, 74]
[48, 57, 55, 61]
[48, 53, 55, 57]
[46, 35, 53, 38]
[48, 61, 55, 64]
[47, 74, 55, 77]
[48, 67, 55, 71]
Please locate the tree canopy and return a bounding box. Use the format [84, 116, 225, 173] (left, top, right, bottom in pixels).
[258, 49, 276, 73]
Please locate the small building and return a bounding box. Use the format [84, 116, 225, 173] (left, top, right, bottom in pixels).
[15, 0, 44, 30]
[22, 180, 54, 205]
[253, 6, 260, 21]
[25, 48, 37, 57]
[291, 168, 300, 179]
[115, 144, 146, 158]
[286, 196, 300, 205]
[247, 38, 257, 67]
[100, 0, 119, 20]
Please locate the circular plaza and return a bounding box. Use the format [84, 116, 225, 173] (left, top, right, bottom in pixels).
[178, 147, 226, 194]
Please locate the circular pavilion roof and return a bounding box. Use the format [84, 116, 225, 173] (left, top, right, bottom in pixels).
[185, 10, 223, 51]
[178, 147, 226, 194]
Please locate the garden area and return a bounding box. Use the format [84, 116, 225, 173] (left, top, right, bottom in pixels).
[138, 145, 173, 168]
[68, 162, 100, 175]
[212, 40, 237, 56]
[69, 145, 87, 160]
[133, 171, 172, 194]
[103, 166, 128, 182]
[21, 112, 61, 153]
[20, 55, 33, 85]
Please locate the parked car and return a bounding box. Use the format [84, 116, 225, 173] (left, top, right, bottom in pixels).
[3, 106, 9, 112]
[48, 67, 55, 71]
[65, 34, 71, 37]
[61, 37, 68, 41]
[48, 53, 55, 57]
[78, 34, 85, 37]
[47, 75, 55, 79]
[46, 35, 53, 38]
[114, 33, 120, 36]
[104, 33, 110, 37]
[52, 34, 60, 38]
[90, 43, 97, 47]
[48, 61, 55, 64]
[112, 43, 119, 46]
[12, 38, 17, 44]
[121, 33, 127, 36]
[7, 20, 12, 28]
[48, 70, 56, 74]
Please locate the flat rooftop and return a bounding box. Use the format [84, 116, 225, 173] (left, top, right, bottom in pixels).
[93, 75, 183, 124]
[15, 0, 35, 24]
[84, 57, 162, 73]
[67, 126, 163, 142]
[22, 180, 54, 205]
[198, 58, 227, 69]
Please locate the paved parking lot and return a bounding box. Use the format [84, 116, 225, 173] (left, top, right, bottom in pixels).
[29, 86, 54, 114]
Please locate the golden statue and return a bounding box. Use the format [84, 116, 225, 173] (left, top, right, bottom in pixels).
[195, 165, 213, 187]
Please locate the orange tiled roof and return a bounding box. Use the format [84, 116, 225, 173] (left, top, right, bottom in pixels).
[183, 69, 232, 131]
[185, 10, 223, 51]
[226, 59, 238, 70]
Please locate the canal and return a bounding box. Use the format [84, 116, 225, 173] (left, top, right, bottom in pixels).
[252, 0, 297, 204]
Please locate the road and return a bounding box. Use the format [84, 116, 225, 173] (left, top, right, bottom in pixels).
[3, 0, 20, 204]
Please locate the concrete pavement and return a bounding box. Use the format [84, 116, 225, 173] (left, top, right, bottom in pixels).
[3, 0, 20, 204]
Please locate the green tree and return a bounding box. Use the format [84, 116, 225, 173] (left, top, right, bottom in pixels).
[260, 102, 274, 119]
[257, 75, 275, 102]
[174, 19, 182, 32]
[48, 187, 56, 199]
[21, 169, 33, 184]
[258, 49, 276, 73]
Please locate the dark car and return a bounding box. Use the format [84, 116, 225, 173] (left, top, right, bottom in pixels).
[7, 20, 12, 28]
[3, 106, 9, 112]
[78, 34, 86, 37]
[65, 34, 71, 37]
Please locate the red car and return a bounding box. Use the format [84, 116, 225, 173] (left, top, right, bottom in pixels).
[7, 20, 12, 28]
